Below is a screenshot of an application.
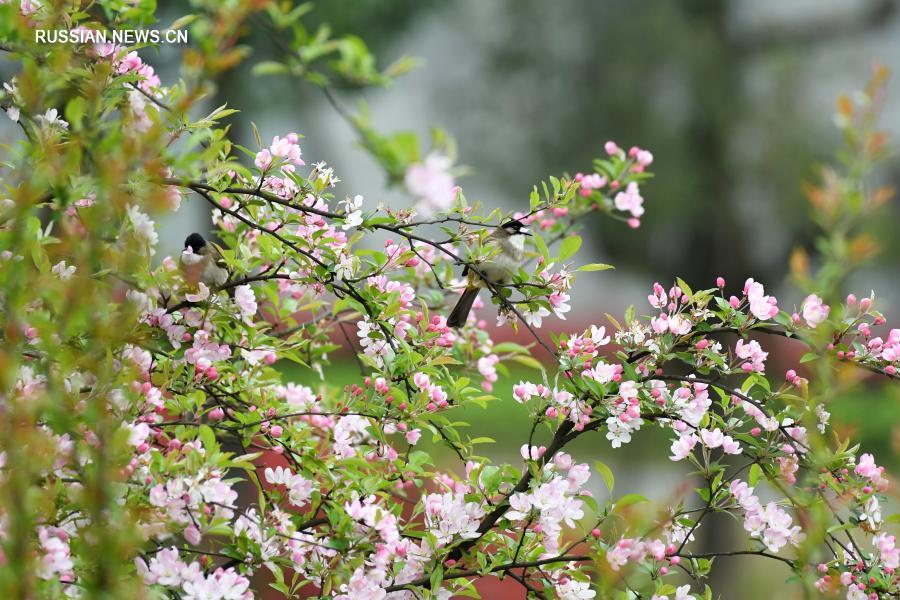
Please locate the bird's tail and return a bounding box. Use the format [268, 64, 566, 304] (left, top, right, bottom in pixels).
[447, 287, 480, 328]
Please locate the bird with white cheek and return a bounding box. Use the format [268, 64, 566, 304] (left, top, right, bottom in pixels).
[447, 219, 531, 328]
[180, 232, 228, 288]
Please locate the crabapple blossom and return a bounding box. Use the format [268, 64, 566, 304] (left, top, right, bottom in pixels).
[744, 278, 779, 320]
[801, 293, 831, 327]
[405, 153, 457, 216]
[3, 9, 898, 600]
[735, 338, 768, 373]
[234, 285, 257, 321]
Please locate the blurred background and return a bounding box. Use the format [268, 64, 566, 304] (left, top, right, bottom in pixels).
[4, 0, 900, 597]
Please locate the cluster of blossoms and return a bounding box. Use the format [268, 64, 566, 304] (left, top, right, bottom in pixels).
[3, 6, 899, 598]
[517, 262, 574, 327]
[404, 153, 458, 217]
[606, 520, 698, 581]
[505, 452, 591, 555]
[729, 480, 804, 552]
[573, 141, 652, 228]
[254, 133, 305, 174]
[136, 547, 252, 600]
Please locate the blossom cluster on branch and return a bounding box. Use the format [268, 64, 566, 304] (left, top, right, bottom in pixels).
[0, 1, 897, 599]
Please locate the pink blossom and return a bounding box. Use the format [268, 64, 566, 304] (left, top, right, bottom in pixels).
[185, 282, 210, 302]
[855, 453, 889, 491]
[802, 294, 830, 327]
[614, 182, 644, 218]
[477, 354, 499, 391]
[648, 283, 667, 309]
[234, 285, 257, 322]
[735, 339, 768, 373]
[607, 538, 646, 571]
[405, 153, 456, 217]
[405, 428, 422, 445]
[422, 491, 485, 546]
[549, 292, 572, 319]
[268, 134, 304, 166]
[876, 533, 899, 570]
[182, 567, 252, 600]
[744, 278, 779, 321]
[670, 434, 698, 461]
[37, 527, 74, 581]
[668, 314, 691, 335]
[699, 428, 724, 448]
[254, 148, 273, 170]
[636, 149, 654, 166]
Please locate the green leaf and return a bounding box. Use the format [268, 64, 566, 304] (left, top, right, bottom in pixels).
[198, 425, 217, 453]
[65, 96, 86, 130]
[558, 235, 582, 262]
[749, 463, 763, 486]
[510, 355, 543, 370]
[676, 277, 693, 301]
[168, 14, 198, 30]
[799, 352, 819, 363]
[469, 437, 495, 445]
[250, 121, 262, 148]
[578, 263, 614, 272]
[252, 61, 289, 76]
[532, 232, 549, 260]
[493, 342, 530, 355]
[614, 493, 648, 510]
[594, 461, 614, 495]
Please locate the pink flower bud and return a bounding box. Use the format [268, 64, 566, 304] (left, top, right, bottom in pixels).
[591, 528, 601, 538]
[716, 276, 725, 288]
[604, 141, 619, 155]
[208, 407, 225, 421]
[729, 296, 740, 309]
[750, 427, 761, 437]
[859, 298, 872, 311]
[269, 425, 283, 437]
[846, 294, 857, 305]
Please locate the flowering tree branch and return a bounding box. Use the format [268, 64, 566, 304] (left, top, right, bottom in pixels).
[0, 2, 897, 600]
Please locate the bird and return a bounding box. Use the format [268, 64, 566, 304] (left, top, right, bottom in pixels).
[447, 219, 531, 328]
[179, 232, 228, 288]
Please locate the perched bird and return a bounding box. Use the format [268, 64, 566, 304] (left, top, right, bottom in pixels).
[180, 232, 228, 288]
[447, 219, 531, 328]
